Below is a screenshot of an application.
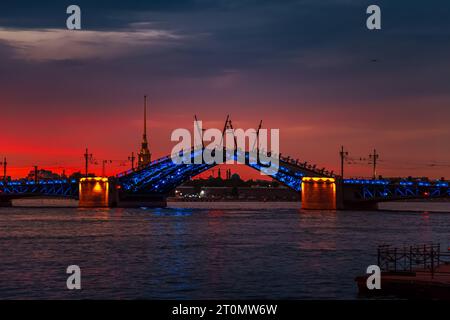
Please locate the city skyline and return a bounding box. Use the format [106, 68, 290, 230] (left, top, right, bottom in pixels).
[1, 1, 449, 179]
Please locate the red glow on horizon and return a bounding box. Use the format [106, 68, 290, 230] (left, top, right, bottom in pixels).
[1, 100, 449, 180]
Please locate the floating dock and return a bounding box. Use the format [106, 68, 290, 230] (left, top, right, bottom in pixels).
[356, 244, 450, 299]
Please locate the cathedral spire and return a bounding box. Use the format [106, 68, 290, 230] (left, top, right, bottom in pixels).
[138, 95, 151, 167]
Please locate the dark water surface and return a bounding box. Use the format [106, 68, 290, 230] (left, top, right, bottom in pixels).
[0, 202, 449, 299]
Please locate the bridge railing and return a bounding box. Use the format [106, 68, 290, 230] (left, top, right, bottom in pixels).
[344, 179, 449, 187]
[378, 243, 450, 277]
[117, 146, 339, 179]
[116, 155, 172, 178]
[344, 179, 390, 185]
[278, 154, 337, 178]
[0, 179, 77, 186]
[116, 146, 204, 178]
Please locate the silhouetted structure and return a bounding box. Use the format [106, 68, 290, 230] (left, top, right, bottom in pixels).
[138, 95, 151, 168]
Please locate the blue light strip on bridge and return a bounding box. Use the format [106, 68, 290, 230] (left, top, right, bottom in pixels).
[343, 179, 390, 185]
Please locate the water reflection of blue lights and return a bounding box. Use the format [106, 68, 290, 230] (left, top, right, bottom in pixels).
[143, 207, 193, 217]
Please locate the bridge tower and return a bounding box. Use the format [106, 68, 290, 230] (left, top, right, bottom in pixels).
[138, 95, 152, 168]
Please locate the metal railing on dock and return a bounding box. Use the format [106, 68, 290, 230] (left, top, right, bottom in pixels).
[378, 243, 450, 277]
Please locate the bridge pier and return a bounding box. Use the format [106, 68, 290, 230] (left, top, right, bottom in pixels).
[301, 178, 386, 210]
[301, 177, 338, 210]
[78, 177, 111, 207]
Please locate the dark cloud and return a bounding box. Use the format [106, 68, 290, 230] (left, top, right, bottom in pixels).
[0, 0, 449, 108]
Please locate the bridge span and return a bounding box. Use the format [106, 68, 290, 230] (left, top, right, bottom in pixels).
[1, 149, 449, 209]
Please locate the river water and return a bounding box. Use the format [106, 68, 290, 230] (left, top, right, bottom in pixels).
[0, 201, 449, 299]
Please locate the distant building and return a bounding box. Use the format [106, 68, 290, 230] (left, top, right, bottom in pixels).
[138, 95, 151, 168]
[173, 186, 299, 201]
[69, 171, 84, 180]
[27, 169, 60, 181]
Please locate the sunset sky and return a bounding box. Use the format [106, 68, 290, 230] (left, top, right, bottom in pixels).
[0, 0, 449, 179]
